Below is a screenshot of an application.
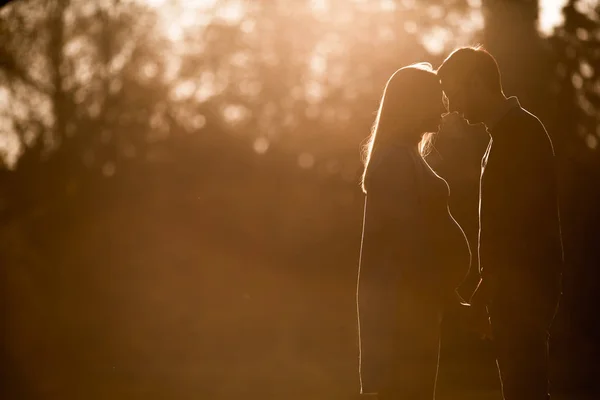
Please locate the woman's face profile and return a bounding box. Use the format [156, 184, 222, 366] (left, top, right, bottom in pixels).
[383, 69, 446, 144]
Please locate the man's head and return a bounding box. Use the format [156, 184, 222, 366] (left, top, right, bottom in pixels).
[437, 46, 504, 124]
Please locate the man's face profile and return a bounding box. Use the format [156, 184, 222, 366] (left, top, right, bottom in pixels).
[441, 71, 484, 125]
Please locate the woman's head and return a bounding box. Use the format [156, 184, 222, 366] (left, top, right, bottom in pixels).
[361, 63, 446, 193]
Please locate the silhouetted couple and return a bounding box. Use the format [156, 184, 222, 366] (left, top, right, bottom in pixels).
[356, 47, 563, 400]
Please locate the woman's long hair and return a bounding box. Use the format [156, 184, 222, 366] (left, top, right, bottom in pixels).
[360, 63, 440, 194]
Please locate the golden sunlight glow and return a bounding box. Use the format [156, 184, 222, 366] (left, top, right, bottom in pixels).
[380, 0, 397, 12]
[216, 0, 245, 24]
[0, 0, 593, 169]
[310, 0, 329, 14]
[166, 24, 184, 41]
[538, 0, 568, 37]
[309, 53, 327, 77]
[144, 0, 217, 8]
[117, 0, 577, 88]
[144, 0, 166, 6]
[136, 0, 492, 110]
[421, 27, 452, 55]
[142, 0, 221, 44]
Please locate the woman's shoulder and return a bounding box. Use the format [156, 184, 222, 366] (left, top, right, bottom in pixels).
[366, 146, 419, 191]
[370, 145, 418, 172]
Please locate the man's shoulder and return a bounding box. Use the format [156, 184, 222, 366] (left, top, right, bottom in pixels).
[502, 106, 546, 132]
[498, 106, 551, 147]
[495, 106, 555, 160]
[518, 107, 548, 132]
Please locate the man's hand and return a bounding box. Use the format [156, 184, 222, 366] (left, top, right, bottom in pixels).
[470, 303, 493, 340]
[467, 277, 495, 340]
[469, 276, 497, 307]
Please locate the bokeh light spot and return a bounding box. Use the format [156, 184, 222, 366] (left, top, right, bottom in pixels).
[122, 143, 137, 158]
[586, 134, 598, 149]
[102, 161, 116, 177]
[538, 0, 567, 37]
[310, 54, 327, 76]
[166, 24, 184, 41]
[580, 61, 594, 79]
[192, 114, 207, 130]
[238, 80, 262, 98]
[240, 19, 255, 33]
[172, 80, 196, 101]
[576, 28, 590, 41]
[421, 27, 451, 55]
[145, 0, 166, 6]
[298, 153, 315, 169]
[109, 79, 123, 94]
[217, 0, 245, 24]
[142, 62, 159, 79]
[380, 0, 396, 12]
[305, 82, 324, 104]
[88, 103, 101, 118]
[404, 21, 417, 34]
[310, 0, 329, 14]
[223, 104, 249, 125]
[572, 73, 584, 89]
[378, 26, 395, 41]
[231, 52, 250, 67]
[253, 137, 269, 154]
[427, 5, 444, 19]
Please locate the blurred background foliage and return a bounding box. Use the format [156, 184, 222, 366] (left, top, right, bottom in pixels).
[1, 0, 599, 399]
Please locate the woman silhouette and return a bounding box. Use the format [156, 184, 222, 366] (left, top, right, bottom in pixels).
[356, 64, 471, 399]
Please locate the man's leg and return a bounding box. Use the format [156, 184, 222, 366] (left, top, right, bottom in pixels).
[491, 315, 551, 400]
[490, 290, 558, 400]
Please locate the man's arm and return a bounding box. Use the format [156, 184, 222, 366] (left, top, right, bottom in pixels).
[474, 120, 548, 305]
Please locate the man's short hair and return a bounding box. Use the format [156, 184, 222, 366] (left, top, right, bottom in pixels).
[437, 46, 503, 93]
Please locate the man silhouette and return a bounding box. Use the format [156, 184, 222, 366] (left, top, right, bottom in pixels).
[437, 47, 563, 400]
